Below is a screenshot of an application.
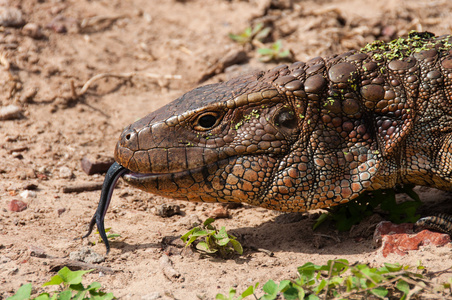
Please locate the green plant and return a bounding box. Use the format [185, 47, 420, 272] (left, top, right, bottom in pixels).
[257, 40, 293, 62]
[229, 23, 271, 46]
[216, 284, 259, 300]
[216, 259, 452, 299]
[7, 267, 114, 300]
[95, 227, 121, 244]
[314, 184, 422, 231]
[181, 218, 243, 258]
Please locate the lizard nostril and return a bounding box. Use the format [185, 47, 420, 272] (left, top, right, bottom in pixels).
[125, 133, 131, 140]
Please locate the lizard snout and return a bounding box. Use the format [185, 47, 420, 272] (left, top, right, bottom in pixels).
[114, 127, 139, 170]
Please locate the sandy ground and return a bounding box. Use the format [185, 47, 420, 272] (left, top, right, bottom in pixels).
[2, 0, 452, 299]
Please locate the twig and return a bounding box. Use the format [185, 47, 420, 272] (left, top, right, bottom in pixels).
[81, 15, 125, 28]
[257, 248, 274, 256]
[62, 182, 104, 193]
[70, 79, 77, 99]
[313, 233, 341, 243]
[48, 258, 116, 274]
[77, 72, 182, 96]
[159, 254, 184, 283]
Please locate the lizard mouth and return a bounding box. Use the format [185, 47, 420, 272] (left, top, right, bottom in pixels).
[83, 158, 231, 254]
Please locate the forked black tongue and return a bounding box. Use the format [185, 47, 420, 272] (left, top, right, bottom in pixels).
[82, 162, 127, 254]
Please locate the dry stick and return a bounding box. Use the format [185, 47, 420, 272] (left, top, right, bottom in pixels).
[62, 182, 104, 193]
[78, 72, 182, 97]
[49, 258, 116, 274]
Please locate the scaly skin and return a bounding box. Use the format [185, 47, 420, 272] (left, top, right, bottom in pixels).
[114, 32, 452, 213]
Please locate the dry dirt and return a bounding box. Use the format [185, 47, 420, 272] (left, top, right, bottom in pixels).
[2, 0, 452, 299]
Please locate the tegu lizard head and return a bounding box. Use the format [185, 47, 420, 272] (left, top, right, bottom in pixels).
[115, 59, 386, 212]
[114, 69, 304, 205]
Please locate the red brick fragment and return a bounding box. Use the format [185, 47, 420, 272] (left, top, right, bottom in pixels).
[373, 221, 451, 257]
[8, 199, 28, 212]
[81, 155, 115, 175]
[207, 206, 229, 219]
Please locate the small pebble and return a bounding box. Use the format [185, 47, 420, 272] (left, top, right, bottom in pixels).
[59, 166, 73, 179]
[19, 87, 39, 103]
[0, 256, 11, 263]
[8, 200, 27, 212]
[0, 105, 22, 120]
[155, 203, 180, 217]
[20, 190, 37, 199]
[207, 206, 229, 219]
[0, 6, 25, 27]
[69, 247, 105, 264]
[57, 208, 66, 216]
[22, 23, 44, 39]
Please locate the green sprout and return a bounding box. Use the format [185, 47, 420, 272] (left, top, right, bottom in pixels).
[181, 218, 243, 258]
[229, 23, 271, 46]
[257, 40, 294, 63]
[7, 267, 114, 300]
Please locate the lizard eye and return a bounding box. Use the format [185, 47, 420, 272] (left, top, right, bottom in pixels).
[194, 112, 220, 131]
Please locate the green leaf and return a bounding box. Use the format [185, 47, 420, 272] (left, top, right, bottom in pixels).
[282, 287, 299, 300]
[203, 218, 216, 227]
[180, 227, 196, 242]
[90, 293, 115, 300]
[42, 274, 64, 287]
[69, 283, 85, 292]
[254, 27, 271, 42]
[383, 263, 402, 272]
[396, 280, 410, 294]
[35, 293, 50, 300]
[278, 280, 291, 292]
[57, 290, 72, 300]
[241, 283, 258, 298]
[313, 213, 329, 230]
[85, 281, 102, 291]
[314, 279, 327, 294]
[215, 294, 227, 300]
[370, 287, 388, 298]
[286, 285, 305, 300]
[215, 227, 229, 240]
[107, 233, 120, 239]
[196, 241, 217, 253]
[229, 240, 243, 255]
[216, 237, 230, 246]
[72, 290, 87, 300]
[257, 48, 274, 55]
[262, 280, 278, 296]
[185, 235, 198, 247]
[279, 50, 291, 58]
[192, 229, 210, 237]
[58, 267, 93, 285]
[7, 283, 32, 300]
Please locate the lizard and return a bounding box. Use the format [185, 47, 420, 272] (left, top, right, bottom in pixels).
[84, 31, 452, 253]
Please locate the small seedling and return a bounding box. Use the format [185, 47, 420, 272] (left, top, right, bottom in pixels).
[314, 184, 422, 231]
[229, 23, 271, 46]
[7, 266, 114, 300]
[257, 40, 294, 62]
[94, 227, 121, 244]
[181, 218, 243, 258]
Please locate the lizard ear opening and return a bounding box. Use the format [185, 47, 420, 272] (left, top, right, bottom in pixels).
[274, 108, 298, 138]
[275, 108, 297, 129]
